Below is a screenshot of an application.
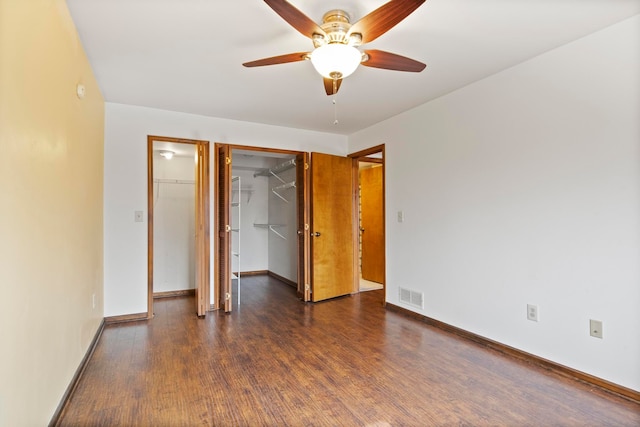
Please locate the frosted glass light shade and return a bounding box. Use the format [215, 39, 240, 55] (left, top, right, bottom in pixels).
[310, 44, 361, 79]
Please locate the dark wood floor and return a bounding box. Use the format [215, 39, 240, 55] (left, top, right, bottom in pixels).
[58, 275, 639, 426]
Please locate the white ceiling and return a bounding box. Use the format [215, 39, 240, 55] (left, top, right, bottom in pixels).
[66, 0, 640, 136]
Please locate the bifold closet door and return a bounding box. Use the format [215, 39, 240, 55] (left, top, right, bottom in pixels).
[216, 144, 232, 313]
[296, 152, 310, 301]
[195, 141, 210, 317]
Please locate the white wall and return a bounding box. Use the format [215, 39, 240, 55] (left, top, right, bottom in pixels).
[104, 103, 347, 316]
[0, 0, 104, 424]
[153, 153, 196, 292]
[231, 162, 270, 273]
[349, 16, 640, 391]
[268, 162, 298, 282]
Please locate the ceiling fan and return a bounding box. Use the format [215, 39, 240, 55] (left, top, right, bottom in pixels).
[243, 0, 427, 95]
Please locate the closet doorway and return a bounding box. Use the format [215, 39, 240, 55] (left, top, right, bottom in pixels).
[215, 145, 304, 312]
[147, 136, 210, 318]
[215, 144, 359, 312]
[349, 145, 385, 295]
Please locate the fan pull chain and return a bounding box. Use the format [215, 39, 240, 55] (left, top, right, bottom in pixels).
[332, 78, 339, 125]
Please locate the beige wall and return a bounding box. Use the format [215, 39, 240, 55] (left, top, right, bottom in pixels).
[0, 0, 104, 425]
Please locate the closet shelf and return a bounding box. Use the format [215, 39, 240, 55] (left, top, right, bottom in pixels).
[273, 181, 295, 191]
[253, 158, 296, 180]
[253, 223, 286, 240]
[272, 180, 296, 203]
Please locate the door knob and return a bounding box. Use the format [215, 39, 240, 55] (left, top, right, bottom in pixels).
[311, 232, 321, 237]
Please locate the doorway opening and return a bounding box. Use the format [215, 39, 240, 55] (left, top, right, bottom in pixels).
[147, 136, 210, 319]
[214, 145, 306, 312]
[216, 144, 378, 312]
[349, 145, 385, 295]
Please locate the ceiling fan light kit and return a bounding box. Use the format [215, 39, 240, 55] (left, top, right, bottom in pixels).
[310, 43, 362, 79]
[243, 0, 427, 96]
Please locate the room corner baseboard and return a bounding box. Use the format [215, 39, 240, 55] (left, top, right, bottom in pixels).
[49, 319, 105, 427]
[239, 270, 269, 277]
[267, 271, 297, 288]
[385, 303, 640, 404]
[104, 312, 148, 324]
[153, 289, 195, 299]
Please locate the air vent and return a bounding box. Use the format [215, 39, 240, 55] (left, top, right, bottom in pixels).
[399, 287, 424, 309]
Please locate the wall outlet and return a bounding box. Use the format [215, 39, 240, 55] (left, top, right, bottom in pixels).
[527, 304, 538, 322]
[134, 210, 144, 222]
[590, 319, 603, 339]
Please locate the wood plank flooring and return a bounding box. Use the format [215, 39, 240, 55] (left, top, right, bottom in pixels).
[58, 275, 640, 426]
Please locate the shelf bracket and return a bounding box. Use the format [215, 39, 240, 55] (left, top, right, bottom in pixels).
[269, 225, 286, 240]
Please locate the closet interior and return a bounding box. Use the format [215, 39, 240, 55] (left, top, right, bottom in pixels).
[152, 142, 197, 296]
[231, 149, 299, 304]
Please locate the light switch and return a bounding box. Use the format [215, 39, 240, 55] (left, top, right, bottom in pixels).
[397, 211, 404, 223]
[134, 211, 144, 222]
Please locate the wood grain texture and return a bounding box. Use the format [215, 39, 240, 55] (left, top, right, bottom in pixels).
[153, 289, 195, 299]
[387, 302, 640, 404]
[57, 275, 639, 426]
[103, 312, 148, 324]
[217, 144, 231, 312]
[296, 152, 311, 301]
[360, 166, 384, 283]
[310, 153, 354, 302]
[349, 0, 426, 44]
[195, 141, 211, 317]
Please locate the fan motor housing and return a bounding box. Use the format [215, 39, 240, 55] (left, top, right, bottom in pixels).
[320, 9, 352, 44]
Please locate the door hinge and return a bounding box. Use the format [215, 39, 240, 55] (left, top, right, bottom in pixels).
[225, 157, 231, 165]
[304, 162, 309, 170]
[305, 284, 310, 291]
[225, 293, 231, 300]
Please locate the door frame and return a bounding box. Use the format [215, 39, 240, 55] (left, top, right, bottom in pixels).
[213, 143, 385, 307]
[147, 135, 210, 319]
[348, 144, 386, 299]
[213, 143, 307, 311]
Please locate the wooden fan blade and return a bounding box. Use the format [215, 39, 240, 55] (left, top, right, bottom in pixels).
[348, 0, 425, 44]
[362, 49, 426, 72]
[323, 77, 343, 95]
[264, 0, 326, 39]
[243, 52, 309, 67]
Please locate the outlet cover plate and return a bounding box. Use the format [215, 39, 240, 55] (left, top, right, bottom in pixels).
[527, 304, 538, 322]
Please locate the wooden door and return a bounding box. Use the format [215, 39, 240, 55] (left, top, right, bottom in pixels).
[217, 145, 232, 312]
[310, 153, 355, 302]
[296, 152, 311, 301]
[360, 166, 384, 283]
[195, 142, 211, 317]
